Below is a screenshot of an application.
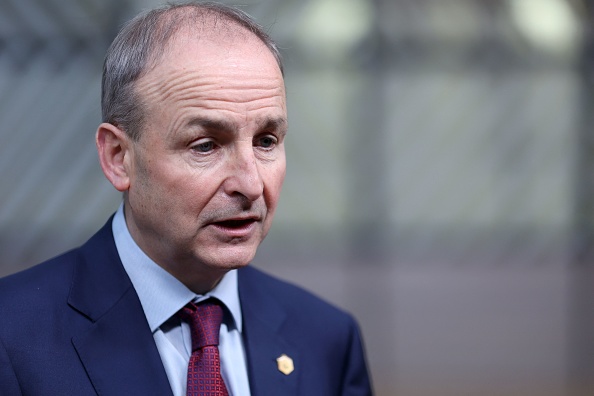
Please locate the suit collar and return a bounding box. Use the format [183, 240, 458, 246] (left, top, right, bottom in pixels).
[238, 266, 300, 396]
[67, 219, 298, 396]
[67, 216, 132, 321]
[68, 218, 172, 395]
[113, 204, 243, 333]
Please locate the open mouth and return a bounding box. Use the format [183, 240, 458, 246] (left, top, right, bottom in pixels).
[214, 219, 256, 229]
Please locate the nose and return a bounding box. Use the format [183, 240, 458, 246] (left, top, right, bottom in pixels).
[222, 144, 264, 202]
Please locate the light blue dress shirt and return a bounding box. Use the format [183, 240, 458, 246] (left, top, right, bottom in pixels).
[112, 204, 251, 396]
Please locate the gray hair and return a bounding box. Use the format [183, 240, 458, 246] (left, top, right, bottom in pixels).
[101, 1, 284, 141]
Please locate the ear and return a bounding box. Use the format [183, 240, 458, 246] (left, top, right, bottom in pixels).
[96, 122, 132, 192]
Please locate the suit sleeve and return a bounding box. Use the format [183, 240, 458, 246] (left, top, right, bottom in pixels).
[341, 317, 374, 396]
[0, 336, 22, 396]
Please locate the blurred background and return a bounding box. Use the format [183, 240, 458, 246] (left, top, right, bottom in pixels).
[2, 0, 594, 394]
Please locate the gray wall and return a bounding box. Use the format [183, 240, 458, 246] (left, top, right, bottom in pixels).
[2, 0, 593, 394]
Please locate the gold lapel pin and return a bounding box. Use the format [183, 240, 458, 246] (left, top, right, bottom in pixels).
[276, 354, 294, 375]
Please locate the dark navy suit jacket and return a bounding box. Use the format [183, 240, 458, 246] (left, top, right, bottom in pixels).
[0, 219, 372, 395]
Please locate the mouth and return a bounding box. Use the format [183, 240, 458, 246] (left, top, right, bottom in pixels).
[213, 218, 257, 228]
[208, 216, 261, 237]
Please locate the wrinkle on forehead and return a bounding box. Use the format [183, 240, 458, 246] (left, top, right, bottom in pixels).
[135, 30, 285, 113]
[141, 68, 284, 106]
[132, 30, 286, 143]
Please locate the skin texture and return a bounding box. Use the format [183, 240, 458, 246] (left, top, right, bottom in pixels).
[96, 26, 287, 293]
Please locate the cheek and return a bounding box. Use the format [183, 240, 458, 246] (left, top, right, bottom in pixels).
[177, 170, 224, 210]
[264, 165, 286, 205]
[133, 166, 187, 216]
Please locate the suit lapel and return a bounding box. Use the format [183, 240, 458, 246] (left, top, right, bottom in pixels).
[68, 220, 172, 396]
[238, 267, 300, 396]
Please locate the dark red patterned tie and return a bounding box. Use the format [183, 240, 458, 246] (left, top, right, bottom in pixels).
[178, 300, 229, 396]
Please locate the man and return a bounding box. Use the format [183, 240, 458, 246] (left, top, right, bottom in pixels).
[0, 2, 372, 395]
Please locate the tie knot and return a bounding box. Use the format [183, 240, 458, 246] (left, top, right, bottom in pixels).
[178, 299, 224, 351]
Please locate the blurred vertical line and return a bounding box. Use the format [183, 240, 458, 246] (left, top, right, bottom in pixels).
[348, 0, 389, 266]
[0, 0, 135, 272]
[570, 0, 594, 394]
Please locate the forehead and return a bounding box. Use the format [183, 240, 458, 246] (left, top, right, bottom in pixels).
[136, 27, 286, 108]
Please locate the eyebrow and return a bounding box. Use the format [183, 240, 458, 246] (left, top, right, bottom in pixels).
[260, 117, 288, 136]
[186, 117, 234, 133]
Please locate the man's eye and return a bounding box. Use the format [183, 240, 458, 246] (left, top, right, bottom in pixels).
[257, 136, 277, 148]
[192, 141, 214, 153]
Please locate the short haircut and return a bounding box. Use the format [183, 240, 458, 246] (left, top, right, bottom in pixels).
[101, 1, 284, 141]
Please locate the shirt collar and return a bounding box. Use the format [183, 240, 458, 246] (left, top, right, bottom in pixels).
[111, 203, 243, 333]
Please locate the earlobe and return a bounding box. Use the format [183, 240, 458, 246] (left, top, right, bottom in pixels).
[96, 123, 131, 192]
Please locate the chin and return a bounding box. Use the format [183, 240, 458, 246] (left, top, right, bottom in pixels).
[204, 247, 258, 270]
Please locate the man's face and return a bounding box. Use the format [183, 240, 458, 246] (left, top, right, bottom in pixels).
[123, 31, 287, 290]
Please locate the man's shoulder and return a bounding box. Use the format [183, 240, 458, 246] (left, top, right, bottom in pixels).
[0, 249, 87, 394]
[0, 248, 85, 338]
[0, 248, 81, 298]
[0, 217, 115, 306]
[238, 265, 355, 324]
